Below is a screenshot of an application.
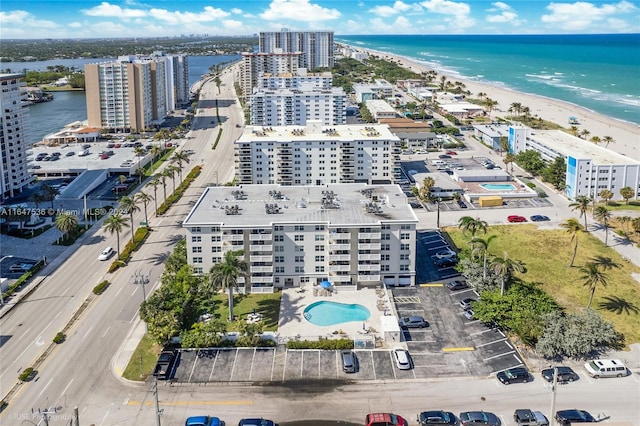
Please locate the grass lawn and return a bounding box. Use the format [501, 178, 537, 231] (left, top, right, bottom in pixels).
[207, 292, 282, 332]
[122, 333, 161, 381]
[446, 224, 640, 346]
[595, 200, 640, 212]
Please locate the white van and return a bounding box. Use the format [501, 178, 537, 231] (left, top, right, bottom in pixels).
[583, 359, 627, 378]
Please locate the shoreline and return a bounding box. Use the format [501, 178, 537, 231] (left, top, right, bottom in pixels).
[347, 45, 640, 161]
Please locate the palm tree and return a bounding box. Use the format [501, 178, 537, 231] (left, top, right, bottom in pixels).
[134, 146, 146, 178]
[618, 215, 632, 234]
[598, 189, 614, 206]
[619, 186, 635, 204]
[491, 251, 526, 296]
[508, 102, 522, 116]
[438, 75, 448, 91]
[207, 250, 250, 322]
[458, 216, 488, 240]
[504, 152, 516, 175]
[40, 184, 59, 209]
[172, 150, 192, 184]
[164, 165, 179, 193]
[579, 129, 591, 140]
[471, 235, 496, 279]
[560, 218, 584, 267]
[602, 135, 614, 148]
[150, 144, 161, 162]
[417, 176, 435, 202]
[569, 126, 579, 136]
[579, 262, 608, 309]
[483, 98, 498, 120]
[157, 173, 168, 202]
[154, 128, 172, 150]
[31, 192, 46, 209]
[593, 206, 611, 246]
[135, 191, 153, 226]
[569, 195, 591, 230]
[118, 195, 140, 241]
[103, 213, 129, 259]
[590, 136, 602, 145]
[147, 176, 161, 215]
[55, 212, 78, 241]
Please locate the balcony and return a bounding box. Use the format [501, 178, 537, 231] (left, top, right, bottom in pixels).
[358, 274, 381, 282]
[358, 253, 381, 261]
[358, 232, 381, 240]
[222, 234, 244, 241]
[358, 243, 381, 250]
[358, 264, 381, 272]
[250, 255, 272, 262]
[329, 264, 350, 272]
[250, 244, 273, 252]
[251, 265, 274, 273]
[251, 276, 274, 284]
[329, 243, 350, 251]
[249, 233, 273, 241]
[331, 275, 353, 283]
[329, 254, 350, 262]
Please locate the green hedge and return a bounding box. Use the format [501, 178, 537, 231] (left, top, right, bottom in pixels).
[212, 129, 223, 150]
[1, 260, 45, 301]
[53, 332, 66, 344]
[93, 280, 111, 295]
[157, 165, 202, 215]
[18, 367, 35, 382]
[286, 339, 354, 350]
[108, 227, 150, 273]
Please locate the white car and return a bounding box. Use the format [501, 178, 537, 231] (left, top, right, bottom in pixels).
[98, 247, 115, 261]
[433, 248, 457, 259]
[393, 347, 412, 370]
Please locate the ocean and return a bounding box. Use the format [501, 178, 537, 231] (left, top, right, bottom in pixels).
[337, 34, 640, 126]
[11, 55, 241, 143]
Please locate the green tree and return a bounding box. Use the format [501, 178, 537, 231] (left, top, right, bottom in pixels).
[618, 215, 632, 235]
[150, 144, 161, 162]
[458, 216, 488, 246]
[206, 250, 250, 322]
[103, 213, 129, 259]
[560, 218, 584, 267]
[179, 319, 226, 348]
[540, 156, 566, 190]
[508, 102, 522, 116]
[118, 195, 140, 241]
[55, 212, 78, 241]
[589, 136, 601, 145]
[580, 262, 608, 309]
[135, 191, 153, 226]
[171, 150, 192, 184]
[593, 206, 612, 246]
[579, 129, 590, 140]
[163, 166, 178, 193]
[483, 98, 498, 119]
[598, 189, 614, 206]
[514, 150, 545, 175]
[503, 152, 516, 175]
[471, 235, 497, 279]
[490, 251, 526, 296]
[569, 195, 592, 230]
[147, 176, 161, 214]
[602, 135, 614, 148]
[498, 136, 509, 156]
[632, 217, 640, 234]
[619, 186, 635, 204]
[417, 176, 435, 202]
[154, 128, 172, 149]
[40, 184, 59, 209]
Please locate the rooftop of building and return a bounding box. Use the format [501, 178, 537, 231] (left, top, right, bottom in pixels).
[377, 118, 432, 131]
[183, 183, 418, 227]
[252, 86, 345, 95]
[236, 122, 399, 143]
[521, 128, 639, 166]
[474, 123, 511, 137]
[365, 99, 396, 113]
[1, 73, 25, 80]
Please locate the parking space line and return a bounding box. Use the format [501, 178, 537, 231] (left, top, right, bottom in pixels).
[229, 348, 239, 381]
[249, 348, 256, 380]
[370, 351, 377, 380]
[187, 350, 199, 383]
[490, 362, 524, 375]
[476, 338, 507, 348]
[483, 350, 516, 362]
[505, 342, 513, 350]
[440, 272, 460, 279]
[282, 349, 288, 381]
[300, 350, 304, 377]
[470, 328, 495, 336]
[442, 347, 475, 352]
[208, 350, 218, 382]
[390, 351, 397, 380]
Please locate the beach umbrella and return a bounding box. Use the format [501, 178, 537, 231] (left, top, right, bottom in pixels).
[320, 280, 332, 289]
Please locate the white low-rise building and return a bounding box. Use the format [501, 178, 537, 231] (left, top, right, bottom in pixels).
[365, 99, 397, 121]
[353, 79, 394, 102]
[439, 102, 484, 119]
[183, 183, 418, 291]
[509, 126, 640, 200]
[235, 121, 401, 186]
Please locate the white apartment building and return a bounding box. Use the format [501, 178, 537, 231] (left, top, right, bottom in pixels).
[235, 121, 401, 186]
[240, 52, 301, 97]
[509, 126, 640, 200]
[256, 71, 333, 90]
[353, 80, 394, 102]
[0, 73, 33, 201]
[250, 84, 346, 126]
[365, 100, 397, 121]
[183, 183, 418, 292]
[259, 29, 334, 69]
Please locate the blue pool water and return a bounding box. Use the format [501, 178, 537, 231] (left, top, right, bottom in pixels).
[303, 301, 370, 326]
[481, 183, 516, 191]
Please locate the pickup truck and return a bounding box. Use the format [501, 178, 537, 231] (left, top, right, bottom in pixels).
[152, 350, 176, 380]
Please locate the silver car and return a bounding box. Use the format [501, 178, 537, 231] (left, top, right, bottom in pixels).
[399, 316, 428, 328]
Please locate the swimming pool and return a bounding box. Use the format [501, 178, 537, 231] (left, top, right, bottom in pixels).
[481, 183, 516, 191]
[303, 301, 371, 326]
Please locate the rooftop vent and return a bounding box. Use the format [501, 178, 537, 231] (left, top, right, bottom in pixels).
[225, 205, 241, 215]
[364, 201, 383, 214]
[232, 190, 247, 200]
[265, 203, 282, 214]
[269, 190, 285, 200]
[321, 190, 341, 209]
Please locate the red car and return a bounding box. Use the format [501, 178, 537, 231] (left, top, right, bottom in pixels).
[445, 151, 458, 155]
[507, 215, 527, 223]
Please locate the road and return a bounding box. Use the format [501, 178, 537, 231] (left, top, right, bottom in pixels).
[0, 66, 241, 423]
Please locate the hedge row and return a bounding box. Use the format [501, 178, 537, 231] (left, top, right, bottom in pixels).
[108, 227, 150, 273]
[93, 280, 111, 295]
[286, 339, 354, 350]
[18, 367, 35, 382]
[53, 332, 66, 344]
[157, 165, 202, 216]
[0, 260, 44, 301]
[212, 129, 223, 150]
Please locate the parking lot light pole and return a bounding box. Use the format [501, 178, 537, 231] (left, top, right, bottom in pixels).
[436, 197, 442, 229]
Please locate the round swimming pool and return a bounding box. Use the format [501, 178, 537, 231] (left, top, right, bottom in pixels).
[303, 301, 370, 326]
[481, 183, 516, 191]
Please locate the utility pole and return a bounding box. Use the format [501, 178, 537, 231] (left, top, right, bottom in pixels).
[436, 197, 442, 229]
[73, 406, 79, 426]
[132, 270, 150, 332]
[153, 377, 163, 426]
[550, 366, 558, 426]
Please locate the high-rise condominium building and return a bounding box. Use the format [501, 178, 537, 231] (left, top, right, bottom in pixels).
[259, 29, 335, 69]
[240, 52, 301, 97]
[183, 183, 418, 291]
[235, 122, 400, 186]
[0, 73, 33, 201]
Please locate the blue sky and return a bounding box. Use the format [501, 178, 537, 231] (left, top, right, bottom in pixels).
[1, 0, 638, 39]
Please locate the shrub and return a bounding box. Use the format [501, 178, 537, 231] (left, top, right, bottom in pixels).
[108, 227, 150, 272]
[93, 280, 110, 295]
[212, 129, 223, 150]
[286, 339, 354, 350]
[0, 260, 44, 301]
[526, 182, 536, 189]
[53, 332, 66, 344]
[157, 166, 202, 215]
[18, 367, 35, 382]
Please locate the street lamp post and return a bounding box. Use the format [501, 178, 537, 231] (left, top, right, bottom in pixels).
[132, 270, 150, 332]
[436, 197, 442, 229]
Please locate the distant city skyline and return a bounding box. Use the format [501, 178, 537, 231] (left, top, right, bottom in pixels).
[1, 0, 638, 39]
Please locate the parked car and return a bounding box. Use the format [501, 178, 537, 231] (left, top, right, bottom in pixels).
[434, 257, 458, 268]
[366, 413, 407, 426]
[341, 350, 357, 373]
[417, 410, 457, 425]
[238, 419, 276, 426]
[399, 316, 428, 328]
[9, 263, 34, 272]
[583, 359, 627, 378]
[554, 409, 596, 424]
[459, 298, 476, 310]
[82, 144, 91, 149]
[497, 367, 530, 384]
[530, 215, 550, 222]
[445, 151, 457, 155]
[107, 143, 115, 148]
[185, 416, 221, 426]
[459, 411, 501, 426]
[446, 280, 467, 291]
[513, 409, 537, 425]
[98, 247, 115, 261]
[66, 151, 75, 156]
[507, 215, 527, 223]
[457, 200, 468, 208]
[392, 347, 411, 370]
[152, 350, 176, 380]
[434, 248, 457, 259]
[533, 412, 549, 426]
[541, 366, 579, 383]
[463, 309, 475, 320]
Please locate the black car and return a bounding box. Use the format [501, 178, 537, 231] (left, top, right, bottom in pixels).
[418, 410, 457, 425]
[530, 215, 550, 222]
[457, 200, 468, 208]
[541, 366, 579, 383]
[434, 257, 458, 268]
[459, 411, 500, 426]
[439, 154, 451, 159]
[555, 409, 596, 424]
[446, 280, 467, 291]
[497, 367, 530, 384]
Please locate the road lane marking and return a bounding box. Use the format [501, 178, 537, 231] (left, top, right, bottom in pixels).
[61, 378, 74, 396]
[38, 378, 53, 397]
[82, 326, 93, 340]
[442, 347, 475, 352]
[99, 403, 113, 426]
[101, 326, 111, 338]
[115, 285, 124, 297]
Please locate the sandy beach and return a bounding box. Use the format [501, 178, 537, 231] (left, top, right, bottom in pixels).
[355, 47, 640, 161]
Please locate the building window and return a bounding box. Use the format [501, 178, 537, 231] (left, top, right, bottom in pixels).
[191, 236, 202, 243]
[294, 225, 305, 231]
[315, 245, 324, 252]
[275, 256, 284, 263]
[274, 235, 284, 242]
[295, 266, 304, 273]
[400, 244, 410, 250]
[381, 264, 390, 272]
[295, 255, 304, 262]
[381, 254, 390, 261]
[274, 245, 284, 252]
[381, 233, 390, 240]
[274, 225, 284, 231]
[400, 264, 410, 271]
[192, 246, 202, 253]
[400, 233, 410, 240]
[275, 266, 285, 273]
[211, 236, 221, 242]
[315, 234, 325, 241]
[295, 245, 304, 252]
[315, 265, 325, 273]
[315, 225, 325, 231]
[193, 267, 203, 275]
[382, 244, 390, 251]
[400, 253, 410, 260]
[191, 226, 201, 233]
[193, 257, 202, 263]
[294, 235, 304, 241]
[315, 255, 325, 262]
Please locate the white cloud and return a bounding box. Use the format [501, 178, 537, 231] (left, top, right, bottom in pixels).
[231, 8, 243, 14]
[541, 1, 637, 30]
[148, 6, 229, 24]
[369, 1, 412, 17]
[68, 22, 83, 28]
[419, 0, 471, 16]
[83, 2, 147, 18]
[0, 9, 59, 33]
[260, 0, 341, 22]
[486, 1, 522, 24]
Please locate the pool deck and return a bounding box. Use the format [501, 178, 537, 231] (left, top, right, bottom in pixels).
[277, 286, 389, 341]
